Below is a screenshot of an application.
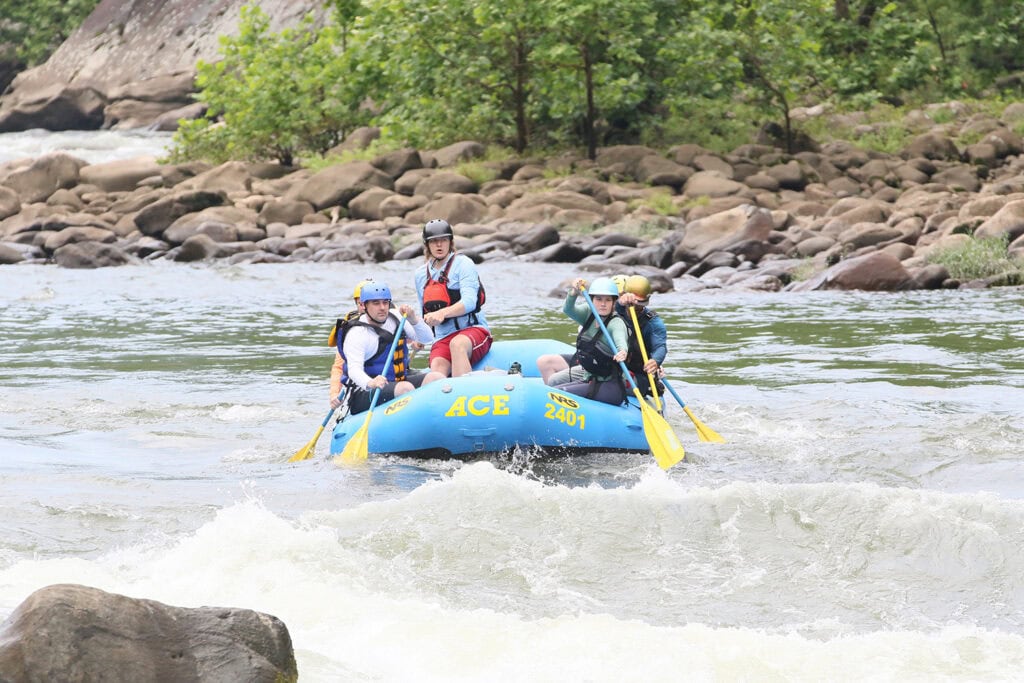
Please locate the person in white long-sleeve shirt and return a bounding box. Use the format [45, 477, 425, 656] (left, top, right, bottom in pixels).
[340, 283, 433, 415]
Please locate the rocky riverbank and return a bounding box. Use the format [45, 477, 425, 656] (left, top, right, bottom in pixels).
[2, 105, 1024, 293]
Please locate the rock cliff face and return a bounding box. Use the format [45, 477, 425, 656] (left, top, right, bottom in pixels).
[0, 0, 326, 132]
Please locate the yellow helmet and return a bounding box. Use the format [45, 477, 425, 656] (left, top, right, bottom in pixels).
[624, 275, 652, 299]
[611, 274, 628, 294]
[352, 278, 374, 301]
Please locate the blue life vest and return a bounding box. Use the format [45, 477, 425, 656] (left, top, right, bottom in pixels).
[339, 312, 409, 384]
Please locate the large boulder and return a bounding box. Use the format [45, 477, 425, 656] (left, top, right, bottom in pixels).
[595, 145, 659, 177]
[0, 1, 327, 132]
[901, 132, 961, 161]
[286, 161, 393, 210]
[0, 242, 26, 264]
[974, 199, 1024, 242]
[414, 171, 477, 199]
[0, 186, 20, 221]
[0, 84, 106, 132]
[431, 141, 485, 167]
[0, 153, 86, 203]
[790, 251, 913, 291]
[677, 205, 774, 259]
[79, 156, 162, 193]
[52, 241, 136, 268]
[134, 190, 228, 237]
[0, 584, 296, 682]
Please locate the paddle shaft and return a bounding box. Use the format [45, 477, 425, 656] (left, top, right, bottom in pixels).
[287, 388, 348, 462]
[660, 365, 726, 443]
[662, 378, 689, 410]
[627, 306, 662, 411]
[339, 313, 408, 463]
[321, 387, 347, 427]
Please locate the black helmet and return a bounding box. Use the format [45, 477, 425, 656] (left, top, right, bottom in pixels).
[423, 218, 454, 243]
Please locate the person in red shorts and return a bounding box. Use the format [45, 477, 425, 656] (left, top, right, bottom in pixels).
[414, 219, 492, 384]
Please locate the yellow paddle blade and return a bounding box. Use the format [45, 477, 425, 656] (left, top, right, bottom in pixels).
[684, 406, 726, 443]
[335, 413, 371, 465]
[634, 389, 685, 470]
[287, 425, 326, 462]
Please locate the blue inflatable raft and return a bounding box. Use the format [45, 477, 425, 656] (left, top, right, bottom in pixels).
[328, 339, 650, 458]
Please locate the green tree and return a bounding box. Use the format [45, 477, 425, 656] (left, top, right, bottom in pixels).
[541, 0, 662, 158]
[328, 0, 364, 51]
[0, 0, 100, 66]
[822, 2, 943, 104]
[687, 1, 832, 153]
[172, 5, 367, 165]
[355, 0, 552, 152]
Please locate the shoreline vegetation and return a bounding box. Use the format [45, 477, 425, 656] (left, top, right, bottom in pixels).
[0, 1, 1023, 291]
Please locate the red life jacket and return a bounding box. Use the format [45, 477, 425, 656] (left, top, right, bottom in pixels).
[422, 254, 486, 328]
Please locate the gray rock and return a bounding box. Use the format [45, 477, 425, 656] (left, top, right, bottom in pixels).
[53, 241, 135, 268]
[1, 153, 86, 203]
[789, 251, 912, 291]
[0, 185, 20, 220]
[134, 190, 228, 237]
[0, 584, 296, 683]
[288, 161, 393, 210]
[371, 148, 423, 178]
[80, 156, 162, 193]
[0, 84, 106, 132]
[415, 171, 477, 199]
[901, 133, 961, 161]
[0, 242, 25, 264]
[511, 224, 560, 254]
[431, 140, 485, 167]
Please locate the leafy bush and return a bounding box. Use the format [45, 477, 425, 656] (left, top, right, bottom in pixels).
[170, 6, 368, 165]
[649, 99, 761, 154]
[928, 235, 1023, 283]
[0, 0, 100, 66]
[628, 191, 676, 217]
[454, 161, 500, 185]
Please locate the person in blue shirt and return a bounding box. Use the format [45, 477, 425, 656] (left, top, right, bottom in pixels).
[616, 274, 668, 397]
[414, 219, 492, 384]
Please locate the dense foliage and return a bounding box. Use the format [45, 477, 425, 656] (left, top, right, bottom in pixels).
[0, 0, 100, 67]
[172, 7, 369, 166]
[173, 0, 1024, 164]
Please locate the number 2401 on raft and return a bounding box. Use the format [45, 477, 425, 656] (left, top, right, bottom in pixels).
[544, 403, 586, 429]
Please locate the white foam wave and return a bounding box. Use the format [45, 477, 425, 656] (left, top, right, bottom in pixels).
[0, 129, 174, 165]
[1, 522, 1022, 682]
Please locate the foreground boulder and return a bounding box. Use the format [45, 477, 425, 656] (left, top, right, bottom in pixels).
[0, 584, 297, 683]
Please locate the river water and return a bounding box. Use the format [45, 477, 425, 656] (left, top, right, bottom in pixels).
[2, 132, 1024, 680]
[2, 262, 1022, 681]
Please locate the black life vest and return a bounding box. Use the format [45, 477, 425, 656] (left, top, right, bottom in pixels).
[329, 309, 361, 349]
[572, 313, 630, 378]
[422, 254, 486, 328]
[623, 307, 658, 375]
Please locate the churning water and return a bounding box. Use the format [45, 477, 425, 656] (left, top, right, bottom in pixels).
[2, 260, 1022, 681]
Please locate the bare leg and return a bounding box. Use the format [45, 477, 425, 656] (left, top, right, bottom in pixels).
[394, 380, 415, 396]
[421, 356, 452, 385]
[537, 353, 569, 383]
[449, 334, 474, 377]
